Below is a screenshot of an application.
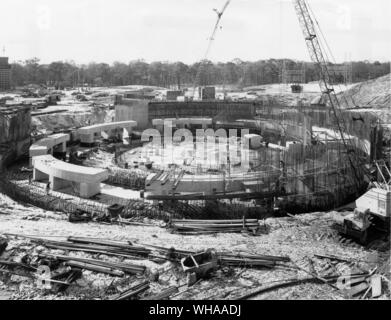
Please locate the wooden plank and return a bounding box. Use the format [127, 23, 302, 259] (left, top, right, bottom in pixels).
[65, 260, 124, 277]
[348, 282, 369, 297]
[371, 275, 382, 298]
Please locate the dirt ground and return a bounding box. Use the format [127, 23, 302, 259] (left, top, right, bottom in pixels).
[1, 191, 389, 301]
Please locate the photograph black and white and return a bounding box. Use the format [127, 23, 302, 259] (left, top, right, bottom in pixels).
[0, 0, 390, 306]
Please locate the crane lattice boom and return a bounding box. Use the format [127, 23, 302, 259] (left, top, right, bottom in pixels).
[193, 0, 231, 92]
[292, 0, 364, 189]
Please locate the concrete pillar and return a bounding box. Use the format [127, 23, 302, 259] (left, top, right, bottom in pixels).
[33, 168, 48, 181]
[51, 176, 71, 191]
[79, 182, 101, 198]
[156, 124, 164, 133]
[80, 133, 94, 144]
[296, 162, 308, 194]
[59, 142, 66, 152]
[101, 130, 109, 140]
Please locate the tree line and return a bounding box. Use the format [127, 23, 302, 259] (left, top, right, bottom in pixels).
[10, 58, 390, 89]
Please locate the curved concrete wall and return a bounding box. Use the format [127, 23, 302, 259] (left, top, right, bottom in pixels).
[29, 133, 70, 158]
[77, 121, 137, 135]
[32, 154, 108, 198]
[77, 120, 137, 144]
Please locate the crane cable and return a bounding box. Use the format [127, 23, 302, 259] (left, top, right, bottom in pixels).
[303, 2, 361, 154]
[306, 2, 356, 109]
[294, 0, 363, 188]
[306, 3, 369, 161]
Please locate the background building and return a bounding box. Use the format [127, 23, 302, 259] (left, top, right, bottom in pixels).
[0, 57, 11, 91]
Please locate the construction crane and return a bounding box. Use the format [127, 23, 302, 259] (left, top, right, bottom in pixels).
[292, 0, 391, 243]
[192, 0, 231, 97]
[292, 0, 365, 191]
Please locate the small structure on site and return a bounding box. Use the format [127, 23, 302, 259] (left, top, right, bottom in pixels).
[0, 105, 31, 171]
[166, 90, 183, 101]
[29, 133, 70, 165]
[32, 155, 109, 198]
[198, 86, 216, 100]
[76, 121, 137, 145]
[114, 96, 149, 130]
[0, 57, 11, 91]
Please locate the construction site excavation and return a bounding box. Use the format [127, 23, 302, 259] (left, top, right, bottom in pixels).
[0, 0, 390, 303]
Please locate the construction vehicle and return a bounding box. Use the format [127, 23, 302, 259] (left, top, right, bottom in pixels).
[291, 1, 391, 243]
[334, 189, 390, 244]
[290, 84, 303, 93]
[334, 161, 391, 244]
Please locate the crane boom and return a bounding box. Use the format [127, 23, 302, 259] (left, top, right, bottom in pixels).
[292, 0, 364, 189]
[193, 0, 231, 94]
[205, 0, 231, 59]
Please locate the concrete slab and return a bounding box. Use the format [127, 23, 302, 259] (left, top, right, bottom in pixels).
[77, 121, 137, 144]
[29, 133, 70, 158]
[32, 155, 109, 198]
[77, 121, 137, 135]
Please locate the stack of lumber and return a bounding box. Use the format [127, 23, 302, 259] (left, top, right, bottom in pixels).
[137, 243, 195, 261]
[168, 218, 260, 235]
[6, 234, 184, 262]
[30, 236, 151, 262]
[141, 286, 179, 300]
[218, 252, 290, 268]
[111, 281, 150, 300]
[39, 253, 145, 276]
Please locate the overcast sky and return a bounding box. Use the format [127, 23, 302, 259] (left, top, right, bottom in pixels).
[1, 0, 390, 64]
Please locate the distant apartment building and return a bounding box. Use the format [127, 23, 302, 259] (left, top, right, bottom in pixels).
[0, 57, 11, 91]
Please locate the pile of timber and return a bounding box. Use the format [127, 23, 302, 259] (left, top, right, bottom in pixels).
[6, 234, 154, 264]
[6, 234, 291, 274]
[168, 218, 260, 235]
[218, 252, 290, 268]
[39, 253, 145, 277]
[6, 234, 193, 262]
[110, 281, 150, 300]
[135, 242, 195, 261]
[141, 286, 179, 300]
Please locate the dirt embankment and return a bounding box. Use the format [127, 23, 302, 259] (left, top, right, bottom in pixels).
[32, 106, 114, 133]
[338, 74, 390, 109]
